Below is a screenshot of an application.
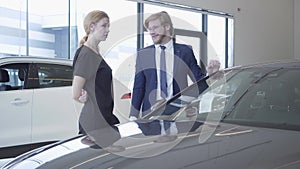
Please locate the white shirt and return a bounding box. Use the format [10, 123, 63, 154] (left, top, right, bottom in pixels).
[155, 40, 174, 100]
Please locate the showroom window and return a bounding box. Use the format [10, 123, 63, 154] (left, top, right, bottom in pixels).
[70, 0, 137, 66]
[0, 0, 26, 57]
[28, 0, 69, 58]
[70, 0, 138, 87]
[0, 0, 69, 58]
[0, 0, 233, 69]
[142, 1, 234, 69]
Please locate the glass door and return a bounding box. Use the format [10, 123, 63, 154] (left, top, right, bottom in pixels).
[174, 28, 207, 74]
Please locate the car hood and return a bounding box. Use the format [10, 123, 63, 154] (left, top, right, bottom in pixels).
[2, 122, 300, 169]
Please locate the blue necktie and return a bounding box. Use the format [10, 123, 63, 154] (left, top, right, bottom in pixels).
[160, 45, 167, 98]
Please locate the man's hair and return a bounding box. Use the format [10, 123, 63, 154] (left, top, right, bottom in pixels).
[144, 11, 174, 36]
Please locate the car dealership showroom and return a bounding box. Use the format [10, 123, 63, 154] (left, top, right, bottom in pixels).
[0, 0, 300, 168]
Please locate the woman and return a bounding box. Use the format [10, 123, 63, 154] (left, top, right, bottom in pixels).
[72, 10, 121, 149]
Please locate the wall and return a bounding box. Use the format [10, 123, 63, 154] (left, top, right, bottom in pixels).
[162, 0, 295, 65]
[295, 0, 300, 60]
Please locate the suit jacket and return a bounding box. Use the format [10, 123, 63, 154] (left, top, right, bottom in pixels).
[130, 42, 208, 117]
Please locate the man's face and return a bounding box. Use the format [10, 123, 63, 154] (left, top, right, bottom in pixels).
[147, 19, 169, 44]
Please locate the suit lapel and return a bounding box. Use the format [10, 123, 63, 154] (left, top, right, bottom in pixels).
[149, 45, 156, 69]
[173, 43, 181, 76]
[140, 45, 156, 70]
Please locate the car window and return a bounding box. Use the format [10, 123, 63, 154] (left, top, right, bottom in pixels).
[0, 63, 29, 91]
[36, 63, 73, 88]
[150, 67, 300, 131]
[226, 69, 300, 126]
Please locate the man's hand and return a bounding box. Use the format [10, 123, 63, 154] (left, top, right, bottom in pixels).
[129, 116, 138, 121]
[206, 59, 221, 76]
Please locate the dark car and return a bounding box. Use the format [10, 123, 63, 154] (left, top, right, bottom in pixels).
[1, 60, 300, 169]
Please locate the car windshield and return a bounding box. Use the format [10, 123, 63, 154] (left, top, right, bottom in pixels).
[144, 67, 300, 131]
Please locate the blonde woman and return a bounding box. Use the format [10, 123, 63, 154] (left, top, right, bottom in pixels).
[72, 10, 121, 149]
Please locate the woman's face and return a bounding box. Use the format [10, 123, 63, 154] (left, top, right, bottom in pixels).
[90, 17, 110, 42]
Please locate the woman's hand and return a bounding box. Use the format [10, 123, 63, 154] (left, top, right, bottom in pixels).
[72, 75, 87, 103]
[78, 89, 88, 103]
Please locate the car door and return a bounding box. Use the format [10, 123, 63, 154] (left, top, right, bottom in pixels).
[31, 63, 78, 144]
[0, 63, 32, 148]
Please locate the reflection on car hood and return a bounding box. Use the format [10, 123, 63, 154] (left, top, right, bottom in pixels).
[2, 121, 300, 169]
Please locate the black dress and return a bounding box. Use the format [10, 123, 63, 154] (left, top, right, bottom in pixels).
[73, 45, 120, 147]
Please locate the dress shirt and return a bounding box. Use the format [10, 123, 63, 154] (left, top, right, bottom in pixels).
[155, 40, 174, 100]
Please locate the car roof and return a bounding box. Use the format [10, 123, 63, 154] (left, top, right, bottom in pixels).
[0, 56, 73, 66]
[228, 60, 300, 71]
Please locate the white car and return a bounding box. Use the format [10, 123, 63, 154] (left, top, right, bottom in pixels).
[0, 56, 131, 158]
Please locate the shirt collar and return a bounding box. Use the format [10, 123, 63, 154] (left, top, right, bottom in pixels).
[155, 39, 173, 50]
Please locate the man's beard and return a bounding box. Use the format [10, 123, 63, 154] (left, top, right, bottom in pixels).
[153, 34, 167, 44]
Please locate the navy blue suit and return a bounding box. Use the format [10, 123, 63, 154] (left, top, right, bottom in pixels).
[130, 42, 208, 120]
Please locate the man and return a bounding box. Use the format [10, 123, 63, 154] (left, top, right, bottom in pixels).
[130, 11, 219, 135]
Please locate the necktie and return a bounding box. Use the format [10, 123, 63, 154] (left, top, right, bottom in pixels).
[160, 45, 167, 98]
